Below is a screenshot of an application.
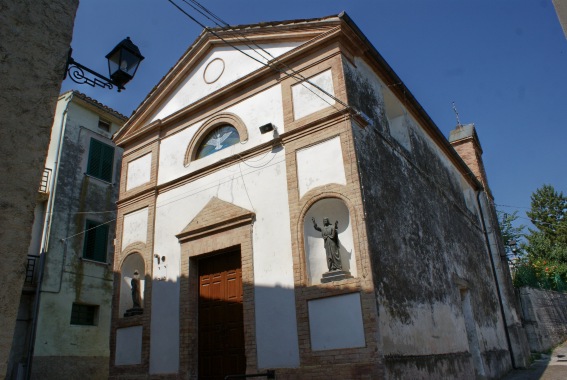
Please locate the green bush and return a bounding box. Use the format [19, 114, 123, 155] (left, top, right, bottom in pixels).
[513, 258, 567, 291]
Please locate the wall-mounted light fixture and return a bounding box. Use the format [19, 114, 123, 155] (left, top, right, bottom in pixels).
[259, 123, 275, 134]
[65, 37, 144, 92]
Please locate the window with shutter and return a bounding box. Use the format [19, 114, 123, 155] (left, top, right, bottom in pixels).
[87, 138, 114, 182]
[83, 220, 109, 262]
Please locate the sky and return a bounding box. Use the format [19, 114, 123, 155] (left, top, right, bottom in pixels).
[61, 0, 567, 230]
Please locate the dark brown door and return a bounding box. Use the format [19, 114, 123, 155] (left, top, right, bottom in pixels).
[198, 250, 245, 380]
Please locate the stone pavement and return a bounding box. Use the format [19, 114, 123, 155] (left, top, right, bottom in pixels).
[500, 340, 567, 380]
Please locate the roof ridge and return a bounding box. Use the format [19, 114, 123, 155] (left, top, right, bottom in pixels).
[71, 90, 128, 121]
[208, 13, 341, 32]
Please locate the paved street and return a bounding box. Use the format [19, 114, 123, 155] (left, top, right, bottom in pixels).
[501, 341, 567, 380]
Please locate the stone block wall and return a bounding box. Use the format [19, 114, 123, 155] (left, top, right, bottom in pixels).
[0, 1, 78, 377]
[519, 287, 567, 353]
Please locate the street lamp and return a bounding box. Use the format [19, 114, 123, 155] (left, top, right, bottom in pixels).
[65, 37, 144, 92]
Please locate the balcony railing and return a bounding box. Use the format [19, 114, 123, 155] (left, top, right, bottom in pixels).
[38, 168, 52, 194]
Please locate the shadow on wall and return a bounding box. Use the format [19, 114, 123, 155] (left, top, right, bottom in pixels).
[113, 270, 373, 379]
[111, 266, 519, 380]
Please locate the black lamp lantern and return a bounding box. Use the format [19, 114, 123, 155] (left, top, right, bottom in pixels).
[65, 37, 144, 92]
[106, 37, 145, 89]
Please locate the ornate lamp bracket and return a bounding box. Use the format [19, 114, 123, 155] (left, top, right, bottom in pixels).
[65, 49, 121, 91]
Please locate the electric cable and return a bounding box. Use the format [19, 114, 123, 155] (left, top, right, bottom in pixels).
[166, 0, 349, 114]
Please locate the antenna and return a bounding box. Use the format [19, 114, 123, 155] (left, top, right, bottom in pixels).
[452, 101, 462, 127]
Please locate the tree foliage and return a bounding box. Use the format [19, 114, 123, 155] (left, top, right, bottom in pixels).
[497, 210, 525, 257]
[525, 185, 567, 264]
[501, 185, 567, 291]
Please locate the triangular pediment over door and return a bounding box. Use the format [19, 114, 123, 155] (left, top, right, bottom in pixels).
[176, 196, 255, 242]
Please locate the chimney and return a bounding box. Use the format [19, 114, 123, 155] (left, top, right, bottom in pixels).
[449, 123, 492, 198]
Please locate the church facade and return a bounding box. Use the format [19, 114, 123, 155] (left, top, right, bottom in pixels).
[110, 13, 529, 379]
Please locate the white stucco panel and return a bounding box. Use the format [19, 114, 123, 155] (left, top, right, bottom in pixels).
[122, 208, 149, 250]
[126, 153, 152, 191]
[296, 136, 347, 198]
[308, 293, 365, 351]
[151, 42, 302, 122]
[292, 69, 336, 120]
[150, 148, 299, 372]
[115, 326, 143, 365]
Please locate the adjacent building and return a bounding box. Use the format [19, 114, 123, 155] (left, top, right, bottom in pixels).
[110, 14, 529, 379]
[8, 91, 126, 379]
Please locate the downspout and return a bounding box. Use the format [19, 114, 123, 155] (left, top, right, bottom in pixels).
[24, 251, 45, 380]
[25, 92, 73, 380]
[476, 190, 516, 369]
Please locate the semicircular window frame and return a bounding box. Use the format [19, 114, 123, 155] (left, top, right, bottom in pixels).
[184, 113, 248, 165]
[195, 124, 240, 159]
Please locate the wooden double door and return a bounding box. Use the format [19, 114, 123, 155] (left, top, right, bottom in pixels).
[198, 250, 245, 379]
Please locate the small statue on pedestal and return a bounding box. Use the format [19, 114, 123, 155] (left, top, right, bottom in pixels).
[312, 217, 352, 283]
[131, 271, 141, 308]
[124, 270, 143, 317]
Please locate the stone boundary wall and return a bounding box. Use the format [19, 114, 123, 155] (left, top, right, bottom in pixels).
[519, 287, 567, 353]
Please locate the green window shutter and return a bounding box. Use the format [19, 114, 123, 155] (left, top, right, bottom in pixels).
[83, 220, 108, 262]
[100, 143, 114, 182]
[83, 220, 97, 260]
[87, 139, 114, 182]
[87, 140, 102, 177]
[94, 223, 109, 262]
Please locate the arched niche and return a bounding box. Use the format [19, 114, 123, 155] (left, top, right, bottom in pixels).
[119, 253, 146, 317]
[303, 198, 357, 285]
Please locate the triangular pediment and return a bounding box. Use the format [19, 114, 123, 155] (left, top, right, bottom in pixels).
[176, 197, 254, 242]
[114, 15, 344, 145]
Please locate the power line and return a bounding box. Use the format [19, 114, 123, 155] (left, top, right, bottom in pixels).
[495, 203, 531, 210]
[61, 150, 286, 241]
[166, 0, 350, 113]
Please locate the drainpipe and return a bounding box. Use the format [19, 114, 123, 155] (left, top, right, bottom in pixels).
[24, 251, 46, 380]
[476, 190, 516, 368]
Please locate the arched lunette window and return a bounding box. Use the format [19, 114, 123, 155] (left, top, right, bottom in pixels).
[195, 124, 240, 159]
[185, 113, 248, 165]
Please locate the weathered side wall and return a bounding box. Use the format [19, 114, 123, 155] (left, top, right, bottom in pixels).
[30, 99, 123, 380]
[519, 287, 567, 353]
[343, 56, 511, 379]
[32, 357, 108, 380]
[0, 1, 78, 377]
